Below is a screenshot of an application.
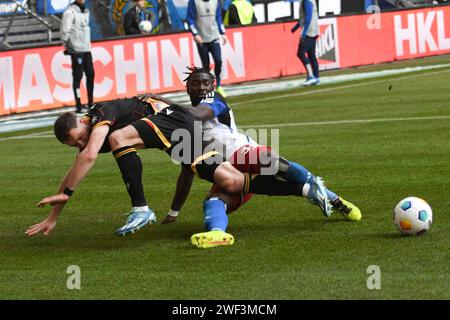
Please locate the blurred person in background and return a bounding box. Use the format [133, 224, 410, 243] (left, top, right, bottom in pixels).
[61, 0, 95, 113]
[291, 0, 320, 86]
[124, 0, 152, 35]
[187, 0, 228, 97]
[223, 0, 256, 26]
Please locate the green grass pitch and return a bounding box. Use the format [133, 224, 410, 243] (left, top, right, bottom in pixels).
[0, 55, 449, 299]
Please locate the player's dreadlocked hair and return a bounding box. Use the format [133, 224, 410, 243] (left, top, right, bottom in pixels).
[54, 112, 78, 144]
[183, 66, 215, 86]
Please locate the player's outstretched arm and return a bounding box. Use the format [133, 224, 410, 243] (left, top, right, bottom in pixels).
[26, 166, 73, 236]
[161, 165, 195, 224]
[35, 126, 109, 206]
[27, 126, 110, 236]
[62, 125, 110, 191]
[179, 103, 215, 121]
[26, 204, 64, 236]
[181, 93, 230, 121]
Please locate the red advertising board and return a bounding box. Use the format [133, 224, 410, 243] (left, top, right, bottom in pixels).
[1, 5, 449, 116]
[338, 6, 450, 67]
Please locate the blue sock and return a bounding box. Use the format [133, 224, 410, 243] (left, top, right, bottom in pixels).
[325, 188, 339, 202]
[204, 198, 228, 232]
[286, 161, 339, 202]
[286, 161, 311, 185]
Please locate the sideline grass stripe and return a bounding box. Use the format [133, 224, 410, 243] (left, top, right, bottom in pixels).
[1, 115, 449, 142]
[1, 62, 450, 133]
[234, 68, 450, 106]
[239, 116, 450, 129]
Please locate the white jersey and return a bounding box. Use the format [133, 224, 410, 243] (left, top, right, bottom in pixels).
[147, 93, 258, 159]
[200, 94, 258, 160]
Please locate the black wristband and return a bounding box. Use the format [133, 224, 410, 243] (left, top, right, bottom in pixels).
[63, 187, 74, 197]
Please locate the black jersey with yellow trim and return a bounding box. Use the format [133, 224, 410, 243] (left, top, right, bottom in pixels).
[84, 97, 155, 153]
[137, 96, 170, 114]
[143, 103, 199, 153]
[144, 104, 224, 164]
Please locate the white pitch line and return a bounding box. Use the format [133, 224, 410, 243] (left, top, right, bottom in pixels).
[1, 116, 448, 143]
[0, 131, 53, 142]
[1, 66, 449, 139]
[1, 63, 449, 133]
[239, 115, 450, 128]
[0, 135, 54, 142]
[28, 130, 52, 136]
[233, 68, 450, 106]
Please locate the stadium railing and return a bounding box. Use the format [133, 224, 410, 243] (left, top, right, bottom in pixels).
[0, 0, 61, 49]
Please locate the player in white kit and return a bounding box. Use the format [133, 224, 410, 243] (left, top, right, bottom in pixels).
[154, 67, 362, 248]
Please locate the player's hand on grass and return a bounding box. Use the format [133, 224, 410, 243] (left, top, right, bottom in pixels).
[25, 217, 56, 236]
[37, 193, 70, 208]
[160, 214, 177, 224]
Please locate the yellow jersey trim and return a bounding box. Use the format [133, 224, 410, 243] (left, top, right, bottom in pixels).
[190, 151, 220, 175]
[93, 120, 112, 129]
[141, 118, 172, 149]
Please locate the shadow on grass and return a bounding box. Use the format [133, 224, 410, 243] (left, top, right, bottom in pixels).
[362, 231, 424, 240]
[5, 220, 204, 254]
[322, 218, 357, 224]
[7, 213, 349, 255]
[228, 217, 331, 235]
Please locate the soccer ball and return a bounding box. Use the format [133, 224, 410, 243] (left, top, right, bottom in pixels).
[393, 197, 433, 235]
[139, 20, 153, 33]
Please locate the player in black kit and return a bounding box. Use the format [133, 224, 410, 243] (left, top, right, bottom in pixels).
[26, 95, 223, 237]
[27, 94, 314, 238]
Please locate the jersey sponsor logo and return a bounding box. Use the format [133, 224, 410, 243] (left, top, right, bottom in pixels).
[166, 109, 174, 115]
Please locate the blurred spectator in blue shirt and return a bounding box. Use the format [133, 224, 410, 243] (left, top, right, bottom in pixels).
[187, 0, 228, 97]
[291, 0, 320, 87]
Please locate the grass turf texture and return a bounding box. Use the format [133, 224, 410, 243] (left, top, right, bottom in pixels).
[0, 56, 449, 299]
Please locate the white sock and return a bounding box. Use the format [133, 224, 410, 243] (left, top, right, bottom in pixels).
[132, 206, 149, 212]
[305, 64, 314, 78]
[302, 184, 310, 197]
